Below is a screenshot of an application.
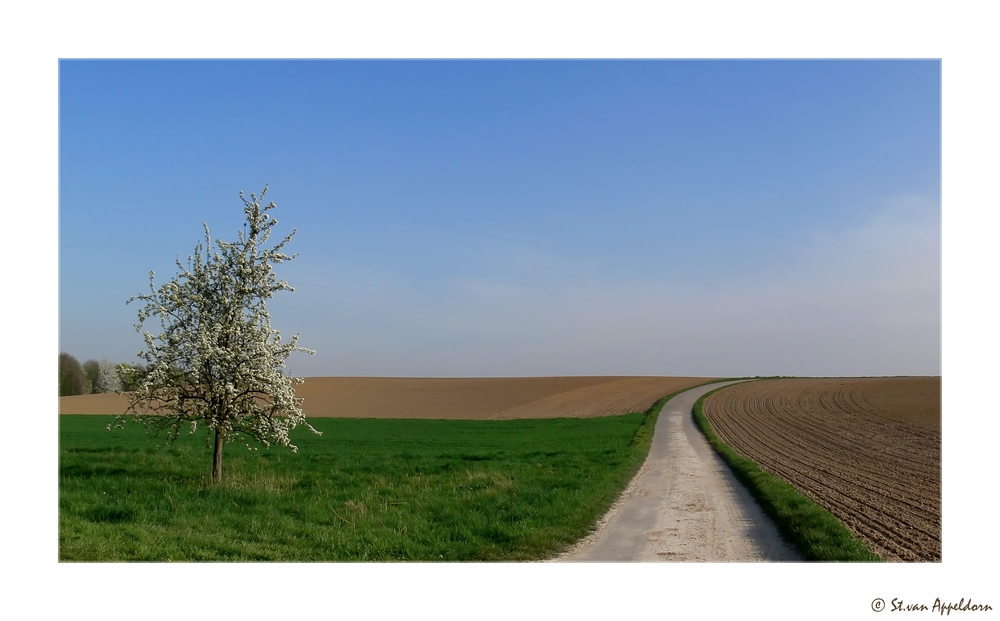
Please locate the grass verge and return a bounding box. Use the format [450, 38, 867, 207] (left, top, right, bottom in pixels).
[692, 386, 881, 561]
[60, 389, 687, 562]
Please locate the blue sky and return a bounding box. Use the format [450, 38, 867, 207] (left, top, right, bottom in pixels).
[59, 60, 940, 377]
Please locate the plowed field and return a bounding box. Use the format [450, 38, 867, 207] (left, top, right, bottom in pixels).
[703, 377, 941, 561]
[59, 376, 713, 419]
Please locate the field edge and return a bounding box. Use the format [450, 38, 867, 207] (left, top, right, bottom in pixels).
[692, 384, 882, 562]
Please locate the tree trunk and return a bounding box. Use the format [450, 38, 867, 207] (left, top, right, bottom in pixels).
[212, 427, 225, 482]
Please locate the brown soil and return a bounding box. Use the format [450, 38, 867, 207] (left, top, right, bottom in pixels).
[703, 377, 941, 562]
[59, 393, 131, 415]
[59, 376, 714, 419]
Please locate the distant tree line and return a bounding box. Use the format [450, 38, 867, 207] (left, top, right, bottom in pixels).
[58, 352, 145, 396]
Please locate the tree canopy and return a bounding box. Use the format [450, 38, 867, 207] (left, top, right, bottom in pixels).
[94, 359, 122, 393]
[113, 185, 317, 481]
[59, 353, 88, 396]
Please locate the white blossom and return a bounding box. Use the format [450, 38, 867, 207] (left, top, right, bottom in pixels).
[111, 185, 318, 480]
[94, 358, 122, 393]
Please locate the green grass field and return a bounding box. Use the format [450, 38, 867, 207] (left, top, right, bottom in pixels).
[60, 401, 664, 561]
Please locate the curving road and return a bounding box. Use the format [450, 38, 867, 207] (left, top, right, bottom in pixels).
[558, 380, 802, 562]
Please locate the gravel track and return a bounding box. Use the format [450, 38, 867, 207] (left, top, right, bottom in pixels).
[557, 381, 802, 562]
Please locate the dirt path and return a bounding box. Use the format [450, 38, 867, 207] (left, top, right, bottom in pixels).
[557, 381, 802, 562]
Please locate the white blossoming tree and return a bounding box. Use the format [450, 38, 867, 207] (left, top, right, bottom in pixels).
[112, 185, 318, 482]
[94, 358, 123, 394]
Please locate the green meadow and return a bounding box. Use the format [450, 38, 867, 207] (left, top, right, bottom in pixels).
[59, 401, 664, 561]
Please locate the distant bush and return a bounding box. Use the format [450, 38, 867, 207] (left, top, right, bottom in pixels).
[60, 354, 138, 395]
[95, 359, 123, 393]
[59, 353, 88, 396]
[82, 359, 100, 394]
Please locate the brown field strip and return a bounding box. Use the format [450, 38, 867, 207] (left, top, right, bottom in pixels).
[703, 377, 941, 561]
[59, 376, 715, 420]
